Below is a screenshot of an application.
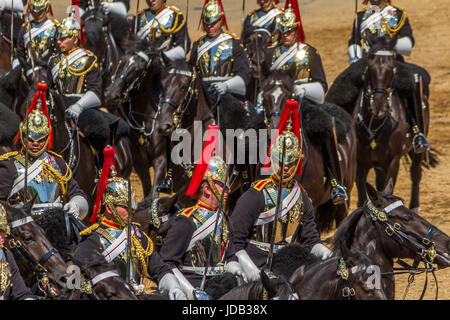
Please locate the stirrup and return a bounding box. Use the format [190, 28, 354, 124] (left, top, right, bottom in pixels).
[330, 179, 348, 205]
[412, 132, 430, 154]
[156, 176, 173, 194]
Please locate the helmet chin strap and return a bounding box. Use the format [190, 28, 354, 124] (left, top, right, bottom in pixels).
[106, 204, 127, 228]
[272, 157, 301, 183]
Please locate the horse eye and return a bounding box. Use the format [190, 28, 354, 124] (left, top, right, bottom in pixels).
[22, 233, 34, 244]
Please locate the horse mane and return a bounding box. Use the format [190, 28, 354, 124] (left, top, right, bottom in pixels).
[161, 58, 190, 77]
[1, 201, 31, 222]
[332, 208, 365, 250]
[118, 35, 150, 55]
[271, 243, 320, 279]
[262, 70, 293, 90]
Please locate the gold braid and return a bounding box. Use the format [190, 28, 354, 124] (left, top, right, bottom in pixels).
[41, 161, 73, 197]
[386, 10, 407, 37]
[131, 232, 154, 279]
[158, 13, 185, 34]
[63, 53, 98, 77]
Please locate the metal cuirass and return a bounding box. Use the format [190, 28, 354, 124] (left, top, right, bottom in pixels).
[23, 19, 58, 62]
[97, 227, 129, 279]
[197, 36, 234, 79]
[251, 180, 303, 250]
[272, 43, 311, 84]
[8, 152, 64, 215]
[249, 8, 282, 32]
[136, 8, 178, 49]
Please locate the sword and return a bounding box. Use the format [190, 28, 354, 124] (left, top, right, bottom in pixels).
[266, 136, 287, 271]
[199, 163, 231, 291]
[184, 0, 189, 52]
[134, 0, 140, 34]
[353, 0, 358, 60]
[125, 176, 132, 284]
[241, 0, 245, 24]
[10, 0, 14, 66]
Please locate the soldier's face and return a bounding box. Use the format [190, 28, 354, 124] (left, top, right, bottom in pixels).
[27, 138, 46, 154]
[369, 0, 384, 6]
[57, 36, 78, 53]
[281, 29, 297, 47]
[31, 9, 47, 22]
[258, 0, 274, 12]
[274, 160, 298, 180]
[147, 0, 164, 11]
[204, 19, 222, 38]
[201, 181, 230, 208]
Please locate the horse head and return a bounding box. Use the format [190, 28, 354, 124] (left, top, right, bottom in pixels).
[244, 28, 272, 79]
[157, 59, 194, 136]
[261, 71, 293, 129]
[365, 33, 397, 119]
[365, 181, 450, 269]
[3, 201, 69, 296]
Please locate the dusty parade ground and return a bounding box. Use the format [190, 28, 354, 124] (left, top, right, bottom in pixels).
[51, 0, 450, 299]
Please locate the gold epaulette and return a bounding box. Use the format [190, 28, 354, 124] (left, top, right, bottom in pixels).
[138, 8, 146, 15]
[226, 32, 239, 40]
[22, 21, 28, 27]
[83, 48, 95, 57]
[79, 223, 99, 236]
[0, 151, 18, 161]
[131, 221, 141, 228]
[196, 34, 206, 42]
[267, 41, 279, 49]
[252, 178, 272, 192]
[47, 150, 64, 159]
[357, 8, 366, 13]
[169, 5, 182, 15]
[248, 9, 256, 16]
[179, 206, 196, 217]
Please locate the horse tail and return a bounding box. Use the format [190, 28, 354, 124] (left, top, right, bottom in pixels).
[423, 147, 440, 169]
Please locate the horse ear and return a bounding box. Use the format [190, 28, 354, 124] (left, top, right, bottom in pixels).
[339, 241, 358, 267]
[288, 265, 305, 287]
[260, 270, 277, 298]
[365, 182, 379, 202]
[382, 178, 394, 195]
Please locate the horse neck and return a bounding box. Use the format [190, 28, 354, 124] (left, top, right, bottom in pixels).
[187, 76, 214, 133]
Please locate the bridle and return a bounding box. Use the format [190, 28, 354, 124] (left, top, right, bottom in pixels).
[262, 79, 290, 129]
[7, 215, 59, 297]
[77, 269, 122, 300]
[356, 50, 397, 150]
[363, 199, 440, 299]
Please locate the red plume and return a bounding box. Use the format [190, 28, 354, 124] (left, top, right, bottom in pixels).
[70, 0, 86, 46]
[198, 0, 228, 31]
[90, 146, 117, 224]
[285, 0, 305, 43]
[185, 124, 220, 197]
[14, 82, 53, 150]
[275, 0, 280, 4]
[262, 99, 303, 176]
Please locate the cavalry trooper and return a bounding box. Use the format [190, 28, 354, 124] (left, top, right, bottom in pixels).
[265, 0, 348, 205]
[229, 100, 333, 282]
[74, 156, 187, 300]
[76, 0, 130, 18]
[46, 5, 102, 124]
[133, 0, 191, 61]
[0, 84, 88, 219]
[190, 0, 252, 101]
[242, 0, 283, 42]
[16, 0, 59, 82]
[347, 0, 429, 153]
[0, 203, 36, 300]
[159, 125, 245, 300]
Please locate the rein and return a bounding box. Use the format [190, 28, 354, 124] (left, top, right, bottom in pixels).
[77, 269, 121, 300]
[363, 200, 439, 300]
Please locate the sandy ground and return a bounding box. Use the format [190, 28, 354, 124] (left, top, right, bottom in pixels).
[51, 0, 450, 299]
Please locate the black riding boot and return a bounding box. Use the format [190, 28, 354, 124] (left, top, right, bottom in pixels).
[412, 125, 429, 154]
[156, 168, 173, 194]
[324, 139, 348, 205]
[411, 73, 430, 154]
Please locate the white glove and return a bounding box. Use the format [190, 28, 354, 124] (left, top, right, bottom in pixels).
[294, 82, 325, 104]
[100, 1, 127, 17]
[64, 201, 80, 219]
[65, 103, 83, 122]
[159, 273, 188, 300]
[163, 46, 186, 61]
[310, 243, 333, 260]
[348, 44, 362, 65]
[235, 250, 261, 282]
[394, 36, 413, 56]
[0, 0, 24, 11]
[294, 85, 306, 99]
[209, 82, 228, 95]
[225, 260, 247, 282]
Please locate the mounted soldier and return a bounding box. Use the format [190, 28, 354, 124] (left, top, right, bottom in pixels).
[132, 0, 191, 61]
[76, 0, 130, 18]
[74, 145, 187, 300]
[229, 100, 333, 282]
[263, 0, 348, 205]
[0, 83, 88, 220]
[189, 0, 252, 102]
[0, 203, 37, 300]
[242, 0, 283, 43]
[15, 0, 59, 84]
[159, 124, 245, 300]
[340, 0, 429, 154]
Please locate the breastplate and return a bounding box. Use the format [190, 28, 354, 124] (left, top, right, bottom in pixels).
[362, 6, 400, 38]
[250, 9, 281, 31]
[198, 36, 234, 78]
[24, 20, 57, 60]
[188, 207, 228, 268]
[272, 44, 311, 82]
[98, 227, 129, 279]
[54, 52, 91, 95]
[8, 153, 63, 215]
[251, 181, 303, 246]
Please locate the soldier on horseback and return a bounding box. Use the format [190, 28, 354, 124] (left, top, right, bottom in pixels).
[133, 0, 191, 61]
[74, 148, 187, 300]
[159, 125, 245, 300]
[190, 0, 252, 102]
[346, 0, 430, 153]
[0, 203, 37, 300]
[15, 0, 59, 82]
[264, 0, 348, 205]
[229, 100, 333, 282]
[242, 0, 283, 41]
[0, 83, 89, 219]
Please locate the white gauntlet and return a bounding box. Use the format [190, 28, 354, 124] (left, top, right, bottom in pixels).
[310, 243, 333, 260]
[294, 82, 325, 104]
[159, 273, 188, 300]
[235, 250, 261, 282]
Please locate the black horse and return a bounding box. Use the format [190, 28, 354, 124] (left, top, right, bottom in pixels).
[332, 180, 450, 299]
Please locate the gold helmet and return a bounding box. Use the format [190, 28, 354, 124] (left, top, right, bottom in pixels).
[103, 177, 137, 227]
[19, 109, 51, 157]
[29, 0, 50, 14]
[270, 128, 303, 182]
[57, 16, 80, 41]
[200, 0, 228, 30]
[279, 5, 297, 34]
[0, 203, 10, 235]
